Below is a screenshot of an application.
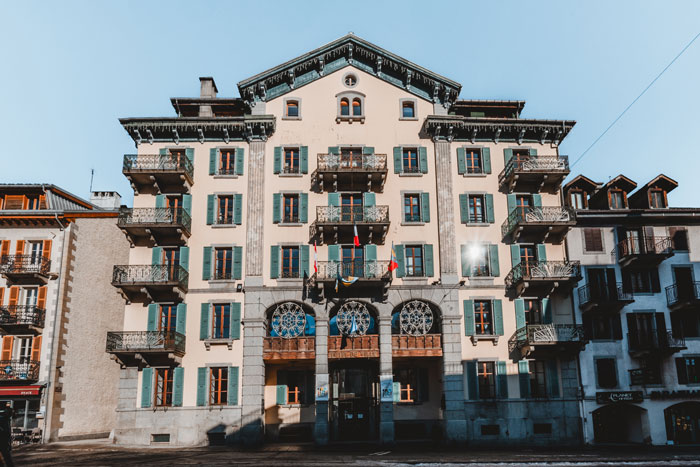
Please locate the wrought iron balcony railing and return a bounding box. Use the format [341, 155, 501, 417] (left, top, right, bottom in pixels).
[315, 206, 389, 224]
[501, 206, 575, 238]
[117, 208, 192, 232]
[505, 261, 581, 288]
[106, 331, 186, 354]
[0, 306, 45, 328]
[613, 236, 673, 261]
[112, 264, 189, 286]
[577, 283, 632, 308]
[666, 282, 700, 308]
[317, 153, 387, 171]
[627, 330, 685, 353]
[314, 261, 391, 280]
[500, 155, 570, 180]
[508, 324, 586, 352]
[629, 367, 662, 386]
[123, 154, 194, 178]
[0, 360, 40, 381]
[0, 255, 51, 276]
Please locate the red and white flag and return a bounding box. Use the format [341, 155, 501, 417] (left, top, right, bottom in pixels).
[353, 224, 360, 247]
[313, 241, 318, 274]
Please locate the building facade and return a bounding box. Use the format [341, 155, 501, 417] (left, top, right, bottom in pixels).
[110, 35, 585, 446]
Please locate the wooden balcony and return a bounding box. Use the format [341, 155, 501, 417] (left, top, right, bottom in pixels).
[0, 306, 45, 334]
[498, 155, 570, 193]
[112, 264, 188, 304]
[123, 154, 193, 194]
[117, 208, 191, 247]
[0, 255, 52, 285]
[392, 334, 442, 358]
[505, 261, 581, 298]
[311, 206, 389, 244]
[263, 337, 316, 362]
[501, 206, 575, 244]
[577, 283, 633, 313]
[106, 331, 185, 367]
[314, 153, 388, 192]
[613, 236, 674, 268]
[666, 282, 700, 311]
[328, 335, 379, 359]
[627, 331, 685, 358]
[508, 324, 587, 359]
[0, 360, 40, 383]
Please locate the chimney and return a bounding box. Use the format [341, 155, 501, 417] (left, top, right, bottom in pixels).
[90, 191, 122, 210]
[199, 77, 218, 117]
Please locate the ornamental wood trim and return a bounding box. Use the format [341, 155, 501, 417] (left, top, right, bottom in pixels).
[327, 335, 379, 359]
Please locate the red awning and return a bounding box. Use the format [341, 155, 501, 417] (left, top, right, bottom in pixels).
[0, 386, 41, 396]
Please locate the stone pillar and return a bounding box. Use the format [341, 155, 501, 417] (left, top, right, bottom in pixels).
[313, 309, 329, 445]
[378, 307, 394, 444]
[114, 367, 138, 444]
[440, 287, 467, 443]
[240, 296, 266, 445]
[433, 139, 459, 285]
[245, 140, 266, 285]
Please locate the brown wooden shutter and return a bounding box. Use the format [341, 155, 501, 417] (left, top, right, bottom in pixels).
[42, 239, 52, 260]
[15, 240, 25, 255]
[39, 194, 47, 209]
[30, 336, 41, 362]
[3, 195, 24, 210]
[0, 240, 9, 258]
[1, 336, 13, 361]
[583, 228, 603, 252]
[37, 287, 47, 309]
[8, 287, 19, 306]
[0, 287, 4, 307]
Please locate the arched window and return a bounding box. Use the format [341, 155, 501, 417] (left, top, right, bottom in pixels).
[336, 92, 365, 123]
[352, 98, 362, 116]
[340, 98, 350, 116]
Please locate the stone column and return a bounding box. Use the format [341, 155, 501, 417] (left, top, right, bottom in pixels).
[440, 287, 467, 443]
[378, 306, 394, 444]
[240, 296, 266, 445]
[245, 140, 266, 285]
[433, 139, 459, 285]
[114, 367, 138, 444]
[313, 308, 329, 445]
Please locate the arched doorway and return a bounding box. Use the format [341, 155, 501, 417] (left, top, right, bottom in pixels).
[592, 404, 648, 444]
[665, 402, 700, 445]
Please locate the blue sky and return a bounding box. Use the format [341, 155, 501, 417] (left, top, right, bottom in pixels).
[1, 1, 699, 206]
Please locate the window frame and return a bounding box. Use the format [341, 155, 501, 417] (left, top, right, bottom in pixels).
[473, 300, 494, 336]
[399, 98, 418, 120]
[213, 247, 233, 280]
[336, 91, 365, 123]
[594, 357, 619, 389]
[477, 361, 496, 399]
[159, 304, 177, 333]
[404, 244, 425, 277]
[529, 360, 547, 398]
[403, 193, 422, 223]
[582, 227, 605, 253]
[649, 188, 667, 209]
[468, 194, 486, 224]
[677, 355, 700, 385]
[281, 193, 300, 224]
[216, 194, 235, 225]
[154, 368, 174, 407]
[209, 367, 229, 406]
[468, 244, 491, 277]
[281, 246, 301, 279]
[211, 303, 231, 340]
[568, 189, 587, 209]
[609, 189, 627, 209]
[283, 97, 301, 120]
[282, 147, 301, 174]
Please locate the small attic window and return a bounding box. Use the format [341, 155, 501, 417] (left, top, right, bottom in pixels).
[343, 73, 358, 88]
[649, 188, 667, 209]
[402, 102, 415, 118]
[284, 98, 300, 119]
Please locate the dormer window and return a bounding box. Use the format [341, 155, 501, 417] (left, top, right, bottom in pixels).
[609, 189, 626, 209]
[649, 189, 667, 208]
[285, 100, 299, 118]
[569, 190, 586, 209]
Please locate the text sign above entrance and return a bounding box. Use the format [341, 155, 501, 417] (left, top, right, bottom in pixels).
[596, 391, 643, 404]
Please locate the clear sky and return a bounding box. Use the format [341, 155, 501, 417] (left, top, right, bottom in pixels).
[1, 1, 699, 206]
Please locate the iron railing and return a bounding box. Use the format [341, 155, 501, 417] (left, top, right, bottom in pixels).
[317, 153, 387, 171]
[627, 330, 685, 353]
[505, 261, 581, 288]
[629, 367, 662, 386]
[501, 206, 575, 238]
[0, 255, 51, 276]
[0, 360, 40, 381]
[613, 236, 673, 261]
[577, 283, 632, 308]
[314, 261, 391, 280]
[315, 206, 389, 224]
[117, 208, 191, 232]
[404, 213, 422, 223]
[106, 331, 185, 354]
[499, 155, 569, 181]
[508, 324, 586, 352]
[0, 306, 45, 328]
[281, 215, 300, 224]
[112, 264, 189, 286]
[666, 282, 700, 307]
[218, 167, 237, 176]
[123, 154, 194, 179]
[212, 270, 234, 281]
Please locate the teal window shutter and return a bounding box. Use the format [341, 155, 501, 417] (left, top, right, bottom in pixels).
[496, 361, 508, 399]
[507, 194, 516, 215]
[206, 195, 215, 225]
[328, 244, 340, 262]
[179, 246, 189, 272]
[395, 245, 405, 278]
[515, 299, 526, 329]
[173, 367, 184, 407]
[510, 245, 521, 267]
[532, 194, 542, 208]
[493, 300, 503, 336]
[459, 194, 469, 224]
[270, 245, 280, 279]
[196, 367, 207, 406]
[202, 247, 212, 280]
[529, 148, 538, 157]
[456, 148, 466, 175]
[463, 300, 474, 336]
[547, 360, 560, 398]
[328, 146, 340, 155]
[418, 147, 428, 174]
[234, 194, 243, 225]
[461, 245, 471, 277]
[176, 303, 187, 335]
[328, 192, 340, 207]
[228, 366, 239, 406]
[233, 246, 243, 279]
[141, 368, 153, 408]
[518, 360, 530, 398]
[537, 244, 547, 262]
[393, 147, 402, 173]
[488, 244, 500, 277]
[182, 194, 192, 215]
[209, 148, 217, 175]
[364, 244, 376, 277]
[300, 146, 308, 174]
[273, 147, 282, 174]
[485, 194, 495, 223]
[230, 302, 241, 339]
[421, 192, 430, 222]
[200, 303, 210, 340]
[423, 244, 434, 277]
[482, 147, 491, 174]
[159, 148, 168, 156]
[272, 193, 281, 223]
[465, 361, 478, 400]
[301, 245, 310, 276]
[300, 193, 308, 223]
[542, 298, 552, 324]
[147, 304, 158, 331]
[155, 195, 166, 208]
[362, 146, 374, 155]
[363, 192, 376, 208]
[276, 384, 287, 405]
[185, 147, 194, 164]
[392, 382, 401, 403]
[235, 148, 245, 175]
[504, 148, 513, 164]
[151, 247, 162, 266]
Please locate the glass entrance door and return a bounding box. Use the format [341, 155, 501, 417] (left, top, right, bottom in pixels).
[330, 364, 378, 441]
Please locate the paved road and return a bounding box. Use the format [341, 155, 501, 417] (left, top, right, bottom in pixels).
[12, 442, 700, 466]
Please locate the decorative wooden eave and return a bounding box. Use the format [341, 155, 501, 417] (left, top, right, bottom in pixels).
[563, 175, 600, 193]
[119, 116, 276, 145]
[237, 34, 461, 109]
[423, 115, 576, 145]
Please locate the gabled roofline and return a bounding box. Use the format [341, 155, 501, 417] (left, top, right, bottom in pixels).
[602, 174, 637, 192]
[563, 175, 600, 192]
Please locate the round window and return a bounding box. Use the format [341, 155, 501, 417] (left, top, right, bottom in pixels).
[343, 73, 358, 88]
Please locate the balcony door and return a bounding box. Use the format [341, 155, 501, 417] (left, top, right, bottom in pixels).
[513, 149, 531, 168]
[627, 313, 666, 348]
[341, 246, 364, 278]
[515, 195, 531, 217]
[166, 195, 182, 223]
[14, 337, 32, 364]
[674, 267, 695, 300]
[28, 242, 43, 265]
[340, 147, 362, 169]
[587, 268, 617, 300]
[520, 245, 536, 275]
[159, 304, 177, 333]
[162, 248, 180, 279]
[341, 194, 363, 222]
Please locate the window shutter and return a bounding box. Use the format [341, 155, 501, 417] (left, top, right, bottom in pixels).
[528, 148, 537, 157]
[547, 360, 560, 398]
[418, 368, 429, 403]
[151, 247, 162, 266]
[612, 315, 622, 340]
[176, 303, 187, 335]
[234, 194, 243, 225]
[185, 147, 194, 164]
[362, 146, 374, 155]
[395, 245, 405, 278]
[15, 240, 25, 256]
[0, 240, 9, 259]
[423, 244, 434, 277]
[228, 366, 239, 405]
[327, 244, 340, 262]
[196, 367, 207, 406]
[363, 191, 376, 208]
[328, 146, 340, 155]
[542, 298, 552, 324]
[37, 286, 47, 310]
[182, 194, 192, 215]
[504, 148, 513, 164]
[518, 361, 530, 398]
[421, 193, 430, 222]
[676, 358, 688, 384]
[206, 195, 215, 225]
[537, 244, 547, 262]
[155, 195, 165, 209]
[235, 148, 245, 175]
[532, 194, 542, 208]
[485, 194, 495, 223]
[300, 193, 308, 223]
[231, 302, 241, 340]
[270, 245, 280, 279]
[273, 147, 282, 174]
[159, 148, 168, 156]
[507, 194, 516, 214]
[147, 304, 158, 331]
[419, 147, 428, 174]
[463, 300, 474, 336]
[496, 361, 508, 399]
[276, 384, 288, 405]
[459, 194, 469, 224]
[584, 228, 603, 252]
[488, 245, 500, 277]
[0, 288, 4, 307]
[0, 336, 12, 361]
[510, 245, 521, 267]
[202, 247, 212, 280]
[30, 335, 41, 362]
[482, 147, 491, 174]
[179, 246, 189, 272]
[457, 148, 466, 175]
[233, 246, 242, 279]
[328, 192, 340, 207]
[392, 382, 401, 403]
[515, 299, 526, 329]
[8, 287, 18, 307]
[393, 147, 402, 173]
[40, 240, 51, 262]
[651, 269, 661, 293]
[301, 245, 310, 276]
[493, 300, 504, 336]
[461, 245, 471, 277]
[141, 368, 153, 408]
[173, 367, 184, 407]
[272, 193, 281, 223]
[465, 361, 478, 400]
[364, 244, 377, 277]
[200, 303, 210, 340]
[300, 146, 308, 174]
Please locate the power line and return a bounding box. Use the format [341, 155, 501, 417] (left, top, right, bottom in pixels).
[570, 30, 700, 169]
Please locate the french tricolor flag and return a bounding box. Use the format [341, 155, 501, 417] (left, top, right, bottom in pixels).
[353, 224, 360, 247]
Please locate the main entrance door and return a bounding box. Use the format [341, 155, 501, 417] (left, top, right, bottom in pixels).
[330, 362, 378, 441]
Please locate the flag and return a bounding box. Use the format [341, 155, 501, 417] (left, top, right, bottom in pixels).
[340, 276, 359, 286]
[313, 241, 318, 275]
[388, 242, 398, 272]
[353, 224, 360, 247]
[349, 314, 358, 335]
[335, 272, 339, 293]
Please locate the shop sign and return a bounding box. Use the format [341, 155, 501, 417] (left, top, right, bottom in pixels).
[650, 389, 700, 400]
[0, 385, 41, 396]
[315, 374, 329, 402]
[596, 391, 643, 404]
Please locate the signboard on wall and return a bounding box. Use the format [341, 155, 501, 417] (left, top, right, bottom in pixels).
[315, 374, 329, 402]
[380, 375, 394, 402]
[596, 391, 643, 404]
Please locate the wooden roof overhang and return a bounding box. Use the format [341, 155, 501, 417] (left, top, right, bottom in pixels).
[563, 175, 600, 193]
[0, 210, 118, 227]
[575, 208, 700, 227]
[628, 174, 679, 207]
[424, 115, 576, 144]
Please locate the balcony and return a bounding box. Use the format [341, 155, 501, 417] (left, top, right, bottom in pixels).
[577, 283, 633, 313]
[629, 367, 663, 386]
[117, 208, 191, 247]
[0, 306, 45, 334]
[112, 265, 188, 304]
[328, 335, 379, 359]
[106, 331, 185, 366]
[613, 236, 674, 268]
[505, 261, 581, 297]
[0, 360, 40, 382]
[508, 324, 587, 359]
[312, 206, 390, 244]
[0, 255, 52, 284]
[498, 155, 570, 193]
[501, 207, 575, 244]
[666, 283, 700, 311]
[263, 337, 316, 362]
[123, 154, 193, 194]
[314, 153, 388, 192]
[392, 334, 442, 358]
[312, 261, 392, 291]
[627, 331, 686, 357]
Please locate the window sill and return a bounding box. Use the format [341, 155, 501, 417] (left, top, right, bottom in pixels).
[211, 223, 237, 228]
[203, 338, 236, 350]
[470, 335, 500, 346]
[398, 173, 424, 177]
[208, 279, 238, 285]
[468, 277, 495, 286]
[399, 117, 419, 121]
[276, 277, 304, 283]
[278, 403, 312, 408]
[336, 116, 365, 124]
[401, 276, 429, 283]
[401, 221, 425, 226]
[464, 222, 491, 227]
[213, 174, 239, 179]
[278, 222, 304, 227]
[461, 173, 488, 178]
[278, 173, 304, 177]
[281, 116, 302, 121]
